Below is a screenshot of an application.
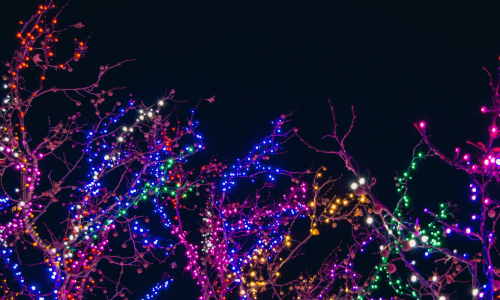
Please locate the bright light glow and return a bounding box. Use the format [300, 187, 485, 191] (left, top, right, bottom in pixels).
[411, 275, 417, 282]
[409, 239, 416, 247]
[359, 178, 365, 185]
[473, 289, 478, 296]
[104, 155, 110, 160]
[367, 217, 373, 224]
[159, 100, 164, 106]
[439, 297, 445, 300]
[466, 228, 471, 234]
[350, 183, 358, 190]
[432, 276, 437, 282]
[421, 235, 428, 243]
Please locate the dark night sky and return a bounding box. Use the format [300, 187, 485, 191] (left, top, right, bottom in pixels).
[1, 1, 500, 299]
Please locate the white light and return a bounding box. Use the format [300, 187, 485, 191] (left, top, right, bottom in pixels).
[122, 126, 127, 131]
[409, 239, 416, 248]
[421, 235, 428, 243]
[367, 217, 373, 224]
[104, 155, 110, 160]
[159, 100, 164, 106]
[473, 289, 479, 296]
[118, 137, 124, 142]
[411, 275, 417, 282]
[379, 245, 384, 250]
[432, 276, 437, 282]
[359, 178, 365, 185]
[147, 112, 153, 118]
[139, 115, 144, 120]
[411, 260, 416, 265]
[350, 183, 358, 190]
[439, 297, 446, 300]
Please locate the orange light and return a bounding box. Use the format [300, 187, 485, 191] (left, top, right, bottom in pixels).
[28, 47, 33, 51]
[25, 57, 29, 61]
[39, 5, 43, 9]
[20, 127, 25, 131]
[12, 85, 16, 89]
[37, 10, 41, 14]
[48, 52, 53, 56]
[59, 64, 64, 68]
[35, 25, 39, 29]
[54, 38, 58, 42]
[52, 19, 57, 24]
[27, 33, 31, 37]
[16, 33, 21, 38]
[79, 42, 84, 46]
[19, 21, 23, 24]
[41, 76, 45, 80]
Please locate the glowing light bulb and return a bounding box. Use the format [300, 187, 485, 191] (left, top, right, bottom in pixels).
[419, 122, 425, 128]
[409, 239, 416, 248]
[432, 276, 437, 282]
[473, 289, 478, 296]
[421, 235, 428, 243]
[159, 100, 164, 106]
[350, 183, 358, 190]
[411, 275, 417, 282]
[367, 217, 373, 224]
[359, 178, 365, 185]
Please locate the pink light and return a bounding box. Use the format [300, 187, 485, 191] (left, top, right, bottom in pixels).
[484, 159, 489, 166]
[419, 122, 425, 128]
[481, 106, 487, 113]
[492, 127, 498, 133]
[463, 154, 469, 160]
